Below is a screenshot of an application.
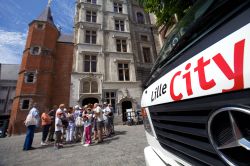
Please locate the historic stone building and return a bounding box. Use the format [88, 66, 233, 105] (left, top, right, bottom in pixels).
[71, 0, 159, 122]
[8, 0, 160, 134]
[8, 6, 74, 135]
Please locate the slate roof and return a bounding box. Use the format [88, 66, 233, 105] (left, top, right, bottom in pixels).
[36, 6, 55, 25]
[57, 34, 73, 43]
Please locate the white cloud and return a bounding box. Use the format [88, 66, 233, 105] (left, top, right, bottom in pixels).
[0, 29, 26, 64]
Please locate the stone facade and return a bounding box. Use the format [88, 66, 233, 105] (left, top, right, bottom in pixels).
[8, 1, 160, 134]
[0, 64, 19, 116]
[71, 0, 159, 122]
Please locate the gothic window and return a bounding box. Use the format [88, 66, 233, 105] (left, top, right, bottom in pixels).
[137, 12, 145, 24]
[82, 81, 90, 93]
[118, 63, 130, 81]
[84, 55, 97, 72]
[85, 30, 97, 44]
[114, 2, 123, 13]
[116, 39, 127, 52]
[30, 46, 41, 55]
[24, 72, 36, 83]
[91, 81, 98, 93]
[20, 99, 31, 110]
[86, 10, 97, 22]
[141, 35, 148, 41]
[115, 20, 124, 31]
[81, 81, 98, 93]
[142, 47, 151, 63]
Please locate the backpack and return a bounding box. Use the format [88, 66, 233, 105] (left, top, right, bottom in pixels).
[75, 116, 83, 127]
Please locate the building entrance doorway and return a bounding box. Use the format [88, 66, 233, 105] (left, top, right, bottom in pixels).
[82, 98, 99, 107]
[122, 101, 132, 122]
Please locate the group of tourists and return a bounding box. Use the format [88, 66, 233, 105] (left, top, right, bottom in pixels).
[23, 102, 114, 151]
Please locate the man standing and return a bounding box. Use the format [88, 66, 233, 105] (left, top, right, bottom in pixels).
[93, 103, 104, 143]
[48, 105, 58, 142]
[23, 103, 40, 151]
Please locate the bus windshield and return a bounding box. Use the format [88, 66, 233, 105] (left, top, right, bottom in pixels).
[151, 0, 214, 78]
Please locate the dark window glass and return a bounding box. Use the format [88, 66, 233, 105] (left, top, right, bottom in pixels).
[92, 12, 97, 22]
[122, 40, 127, 52]
[31, 47, 40, 55]
[86, 11, 91, 22]
[84, 55, 97, 72]
[118, 69, 124, 81]
[114, 3, 122, 13]
[143, 47, 151, 63]
[137, 12, 145, 24]
[22, 100, 30, 110]
[85, 30, 91, 43]
[26, 73, 34, 83]
[141, 35, 148, 41]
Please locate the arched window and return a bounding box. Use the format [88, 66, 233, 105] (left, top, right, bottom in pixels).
[81, 80, 98, 93]
[137, 12, 145, 24]
[91, 81, 98, 93]
[82, 81, 90, 93]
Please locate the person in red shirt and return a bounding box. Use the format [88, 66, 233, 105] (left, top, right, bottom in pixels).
[41, 108, 52, 145]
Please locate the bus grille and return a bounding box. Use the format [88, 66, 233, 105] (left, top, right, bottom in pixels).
[148, 90, 250, 166]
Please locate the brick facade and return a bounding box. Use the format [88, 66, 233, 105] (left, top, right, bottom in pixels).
[8, 7, 73, 135]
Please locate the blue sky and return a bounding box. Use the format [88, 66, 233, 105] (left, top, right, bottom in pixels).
[0, 0, 75, 64]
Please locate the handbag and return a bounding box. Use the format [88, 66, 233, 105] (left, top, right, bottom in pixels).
[24, 114, 37, 127]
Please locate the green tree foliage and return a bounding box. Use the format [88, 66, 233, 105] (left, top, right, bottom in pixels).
[139, 0, 194, 26]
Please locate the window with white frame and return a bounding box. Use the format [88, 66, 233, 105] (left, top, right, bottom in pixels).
[36, 23, 45, 30]
[116, 39, 127, 52]
[84, 55, 97, 72]
[20, 99, 31, 110]
[115, 20, 124, 31]
[86, 10, 97, 22]
[114, 2, 123, 13]
[137, 12, 145, 24]
[81, 80, 98, 93]
[86, 0, 96, 4]
[142, 47, 151, 63]
[85, 30, 97, 44]
[30, 46, 41, 55]
[118, 63, 129, 81]
[24, 72, 36, 83]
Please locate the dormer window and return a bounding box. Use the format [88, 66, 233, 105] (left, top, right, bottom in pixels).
[36, 23, 45, 30]
[30, 46, 41, 55]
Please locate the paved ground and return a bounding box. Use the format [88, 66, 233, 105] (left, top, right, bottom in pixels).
[0, 125, 147, 166]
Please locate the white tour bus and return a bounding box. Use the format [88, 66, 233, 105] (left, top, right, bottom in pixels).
[141, 0, 250, 165]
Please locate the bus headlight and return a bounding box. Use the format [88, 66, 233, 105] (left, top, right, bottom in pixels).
[141, 107, 154, 136]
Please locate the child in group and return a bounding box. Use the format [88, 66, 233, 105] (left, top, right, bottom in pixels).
[82, 113, 92, 147]
[55, 112, 64, 149]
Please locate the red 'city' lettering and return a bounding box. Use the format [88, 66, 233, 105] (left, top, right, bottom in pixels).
[194, 57, 216, 90]
[213, 39, 245, 92]
[183, 63, 193, 96]
[170, 71, 183, 101]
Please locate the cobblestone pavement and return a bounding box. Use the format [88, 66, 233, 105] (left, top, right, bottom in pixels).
[0, 125, 147, 166]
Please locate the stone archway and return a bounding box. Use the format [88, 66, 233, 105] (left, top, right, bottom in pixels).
[82, 98, 99, 107]
[121, 101, 132, 122]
